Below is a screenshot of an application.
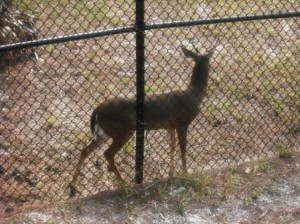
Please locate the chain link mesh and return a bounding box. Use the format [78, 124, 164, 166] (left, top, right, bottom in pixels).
[0, 0, 299, 209]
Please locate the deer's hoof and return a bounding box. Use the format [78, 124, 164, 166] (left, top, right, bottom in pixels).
[66, 184, 77, 198]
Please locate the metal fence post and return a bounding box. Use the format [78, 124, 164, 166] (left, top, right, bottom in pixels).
[135, 0, 145, 184]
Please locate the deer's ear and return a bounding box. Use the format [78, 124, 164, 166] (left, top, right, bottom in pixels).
[181, 47, 197, 59]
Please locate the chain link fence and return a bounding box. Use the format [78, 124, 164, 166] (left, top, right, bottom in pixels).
[0, 0, 299, 209]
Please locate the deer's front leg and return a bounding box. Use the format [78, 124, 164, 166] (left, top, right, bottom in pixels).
[169, 129, 176, 177]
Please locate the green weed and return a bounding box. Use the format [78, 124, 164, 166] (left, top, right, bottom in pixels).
[272, 100, 285, 117]
[256, 159, 269, 173]
[223, 174, 240, 199]
[76, 133, 90, 143]
[204, 104, 218, 123]
[123, 139, 133, 154]
[87, 51, 96, 61]
[248, 191, 260, 201]
[46, 115, 57, 127]
[176, 196, 188, 215]
[177, 173, 210, 197]
[276, 144, 292, 159]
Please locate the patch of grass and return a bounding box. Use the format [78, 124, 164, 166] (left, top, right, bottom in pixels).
[0, 124, 5, 132]
[12, 0, 39, 14]
[223, 174, 240, 199]
[76, 133, 90, 143]
[145, 85, 158, 94]
[121, 172, 211, 206]
[204, 99, 244, 123]
[229, 85, 252, 99]
[14, 0, 126, 28]
[212, 76, 222, 87]
[262, 79, 272, 91]
[176, 196, 188, 215]
[231, 110, 244, 122]
[272, 100, 285, 117]
[220, 101, 234, 113]
[122, 77, 132, 85]
[118, 181, 131, 198]
[247, 191, 260, 201]
[287, 125, 300, 136]
[55, 154, 66, 162]
[46, 44, 56, 53]
[123, 139, 133, 154]
[152, 185, 167, 202]
[256, 159, 270, 173]
[51, 168, 60, 174]
[267, 27, 276, 36]
[36, 182, 45, 190]
[276, 144, 292, 159]
[109, 17, 121, 26]
[175, 173, 210, 197]
[86, 72, 97, 83]
[46, 115, 57, 127]
[204, 104, 218, 123]
[87, 50, 96, 61]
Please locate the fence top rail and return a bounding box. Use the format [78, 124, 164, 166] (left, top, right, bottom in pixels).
[0, 11, 299, 52]
[0, 26, 136, 52]
[146, 11, 300, 30]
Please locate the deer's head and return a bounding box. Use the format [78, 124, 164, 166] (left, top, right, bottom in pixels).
[181, 46, 214, 67]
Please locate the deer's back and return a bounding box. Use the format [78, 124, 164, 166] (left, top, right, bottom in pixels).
[93, 90, 204, 137]
[144, 90, 202, 130]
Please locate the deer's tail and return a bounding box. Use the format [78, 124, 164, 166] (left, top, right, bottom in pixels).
[90, 109, 99, 134]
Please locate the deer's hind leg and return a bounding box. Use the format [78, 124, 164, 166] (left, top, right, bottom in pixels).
[177, 126, 188, 174]
[104, 131, 134, 180]
[67, 127, 109, 197]
[67, 139, 103, 197]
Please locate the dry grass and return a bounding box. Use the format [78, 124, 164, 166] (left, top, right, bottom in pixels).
[2, 152, 300, 223]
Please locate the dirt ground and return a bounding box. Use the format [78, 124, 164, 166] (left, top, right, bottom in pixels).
[2, 152, 300, 223]
[0, 0, 299, 221]
[1, 17, 299, 201]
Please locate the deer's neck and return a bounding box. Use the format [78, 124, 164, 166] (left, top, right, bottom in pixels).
[188, 63, 210, 95]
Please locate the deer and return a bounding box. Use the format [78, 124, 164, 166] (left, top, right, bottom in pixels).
[66, 44, 214, 197]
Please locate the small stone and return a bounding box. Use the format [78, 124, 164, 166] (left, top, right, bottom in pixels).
[245, 168, 251, 174]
